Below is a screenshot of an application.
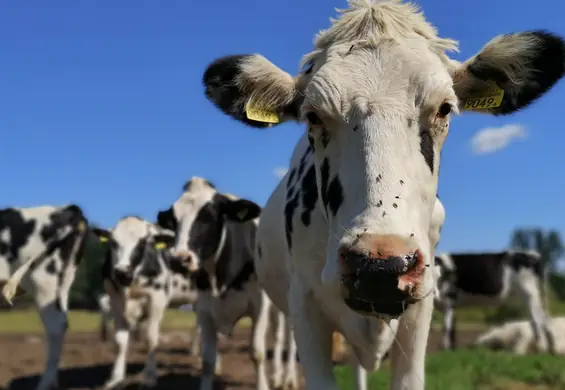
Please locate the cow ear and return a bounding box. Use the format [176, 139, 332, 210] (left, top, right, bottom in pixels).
[92, 227, 111, 243]
[452, 30, 565, 115]
[156, 208, 177, 231]
[203, 54, 302, 128]
[152, 233, 175, 250]
[215, 195, 261, 222]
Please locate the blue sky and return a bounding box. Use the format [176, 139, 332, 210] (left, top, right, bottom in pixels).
[1, 0, 564, 254]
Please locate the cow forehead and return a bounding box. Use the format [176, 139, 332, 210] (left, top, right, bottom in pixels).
[112, 217, 153, 246]
[304, 41, 455, 120]
[173, 189, 216, 218]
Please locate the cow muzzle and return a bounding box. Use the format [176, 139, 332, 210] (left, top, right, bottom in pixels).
[171, 250, 198, 272]
[339, 234, 426, 318]
[114, 268, 134, 286]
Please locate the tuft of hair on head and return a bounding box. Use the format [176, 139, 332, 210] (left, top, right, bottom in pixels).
[312, 0, 458, 54]
[183, 176, 216, 192]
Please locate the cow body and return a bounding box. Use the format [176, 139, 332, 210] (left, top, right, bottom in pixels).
[92, 216, 194, 389]
[435, 250, 553, 353]
[157, 177, 298, 390]
[0, 205, 88, 390]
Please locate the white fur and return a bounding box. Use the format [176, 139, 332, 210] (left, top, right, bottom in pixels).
[475, 317, 565, 355]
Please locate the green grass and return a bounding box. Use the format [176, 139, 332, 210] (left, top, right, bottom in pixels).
[335, 349, 565, 390]
[0, 308, 251, 334]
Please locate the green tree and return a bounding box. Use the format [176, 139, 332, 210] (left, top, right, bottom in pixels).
[510, 227, 564, 271]
[69, 229, 106, 309]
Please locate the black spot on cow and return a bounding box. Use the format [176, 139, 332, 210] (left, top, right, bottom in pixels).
[327, 177, 344, 216]
[173, 280, 179, 288]
[509, 252, 544, 278]
[419, 129, 434, 173]
[300, 166, 318, 226]
[193, 270, 211, 291]
[45, 259, 57, 274]
[284, 193, 299, 250]
[156, 207, 178, 232]
[153, 282, 162, 290]
[320, 158, 330, 211]
[182, 284, 189, 292]
[139, 247, 162, 279]
[0, 208, 37, 263]
[447, 253, 508, 296]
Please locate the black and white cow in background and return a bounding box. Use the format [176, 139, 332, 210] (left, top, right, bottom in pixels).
[0, 204, 89, 390]
[157, 177, 298, 390]
[434, 250, 554, 353]
[97, 274, 202, 357]
[91, 216, 196, 389]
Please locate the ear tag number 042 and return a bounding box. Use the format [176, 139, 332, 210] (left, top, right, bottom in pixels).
[464, 85, 504, 110]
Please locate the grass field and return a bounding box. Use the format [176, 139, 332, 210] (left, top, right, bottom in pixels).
[335, 349, 565, 390]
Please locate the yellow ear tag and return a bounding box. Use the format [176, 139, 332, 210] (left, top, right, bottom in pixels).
[154, 242, 167, 250]
[245, 99, 280, 124]
[99, 236, 109, 243]
[463, 84, 504, 110]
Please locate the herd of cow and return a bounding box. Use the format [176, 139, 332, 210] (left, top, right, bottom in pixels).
[3, 0, 565, 389]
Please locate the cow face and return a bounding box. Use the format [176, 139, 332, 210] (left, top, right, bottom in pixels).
[203, 0, 565, 318]
[156, 177, 261, 272]
[92, 217, 175, 287]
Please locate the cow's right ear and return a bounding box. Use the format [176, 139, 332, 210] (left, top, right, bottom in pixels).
[91, 227, 111, 243]
[203, 54, 302, 128]
[156, 207, 177, 231]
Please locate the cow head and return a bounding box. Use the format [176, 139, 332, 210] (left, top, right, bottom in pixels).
[202, 0, 565, 317]
[156, 177, 261, 272]
[92, 216, 175, 287]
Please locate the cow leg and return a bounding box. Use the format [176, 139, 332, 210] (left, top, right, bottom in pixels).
[271, 310, 286, 388]
[389, 294, 433, 390]
[516, 271, 554, 353]
[140, 293, 167, 389]
[198, 311, 219, 390]
[289, 278, 338, 390]
[35, 289, 68, 390]
[441, 301, 456, 350]
[354, 365, 367, 390]
[283, 326, 298, 390]
[189, 322, 201, 357]
[250, 290, 271, 390]
[104, 290, 130, 389]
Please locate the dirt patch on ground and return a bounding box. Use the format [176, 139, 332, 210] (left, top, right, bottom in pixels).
[0, 327, 482, 390]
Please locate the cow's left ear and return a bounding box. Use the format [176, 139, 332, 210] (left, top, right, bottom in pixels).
[216, 195, 261, 222]
[452, 30, 565, 115]
[152, 233, 175, 250]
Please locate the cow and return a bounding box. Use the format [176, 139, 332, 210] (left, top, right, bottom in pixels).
[434, 250, 554, 353]
[474, 316, 565, 355]
[0, 204, 89, 390]
[199, 0, 565, 388]
[156, 177, 298, 390]
[91, 216, 196, 389]
[97, 282, 202, 357]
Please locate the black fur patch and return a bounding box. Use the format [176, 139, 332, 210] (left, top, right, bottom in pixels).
[419, 130, 434, 173]
[509, 252, 544, 278]
[327, 177, 344, 216]
[446, 252, 508, 296]
[300, 166, 318, 226]
[0, 208, 36, 263]
[320, 158, 331, 211]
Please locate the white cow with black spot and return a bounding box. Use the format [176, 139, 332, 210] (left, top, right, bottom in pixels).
[91, 216, 196, 389]
[200, 0, 565, 388]
[157, 177, 298, 390]
[0, 204, 89, 390]
[434, 250, 554, 353]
